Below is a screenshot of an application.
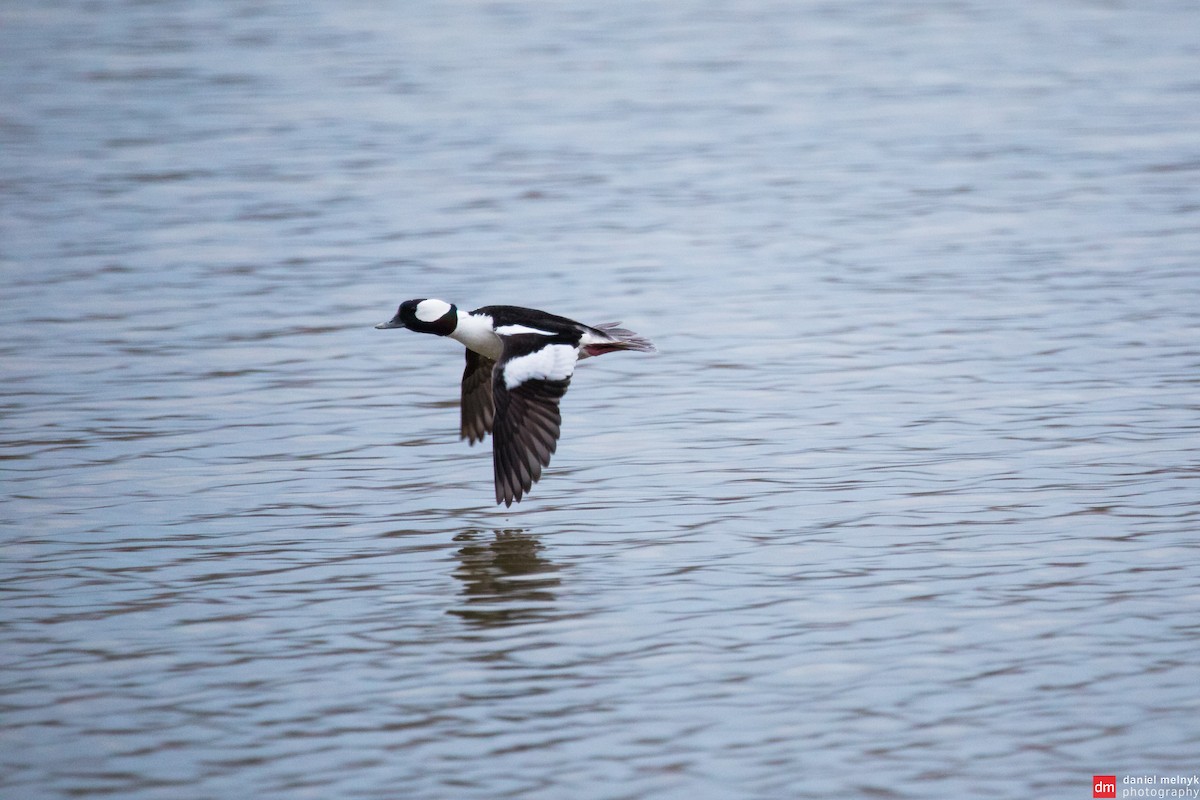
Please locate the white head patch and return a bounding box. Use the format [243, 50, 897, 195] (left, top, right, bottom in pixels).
[415, 298, 452, 323]
[503, 344, 577, 389]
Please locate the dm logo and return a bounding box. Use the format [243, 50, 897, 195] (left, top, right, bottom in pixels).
[1093, 775, 1116, 798]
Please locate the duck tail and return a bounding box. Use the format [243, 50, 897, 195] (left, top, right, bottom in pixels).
[583, 322, 657, 357]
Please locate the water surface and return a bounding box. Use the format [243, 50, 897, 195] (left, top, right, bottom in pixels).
[2, 1, 1199, 798]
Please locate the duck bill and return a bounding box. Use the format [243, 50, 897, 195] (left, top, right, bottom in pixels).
[375, 316, 406, 330]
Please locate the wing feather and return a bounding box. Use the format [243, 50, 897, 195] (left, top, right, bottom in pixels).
[460, 350, 495, 444]
[491, 336, 575, 506]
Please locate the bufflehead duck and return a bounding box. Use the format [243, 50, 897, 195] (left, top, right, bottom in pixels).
[376, 299, 655, 506]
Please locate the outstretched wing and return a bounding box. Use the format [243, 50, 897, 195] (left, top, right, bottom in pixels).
[460, 349, 495, 445]
[491, 338, 578, 506]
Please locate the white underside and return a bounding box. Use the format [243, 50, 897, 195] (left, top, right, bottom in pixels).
[449, 312, 504, 360]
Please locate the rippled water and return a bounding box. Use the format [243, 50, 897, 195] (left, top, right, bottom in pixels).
[3, 1, 1199, 798]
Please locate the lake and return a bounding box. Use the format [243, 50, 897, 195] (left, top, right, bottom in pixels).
[2, 1, 1198, 797]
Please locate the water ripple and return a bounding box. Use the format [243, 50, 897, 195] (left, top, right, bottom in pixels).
[4, 1, 1200, 798]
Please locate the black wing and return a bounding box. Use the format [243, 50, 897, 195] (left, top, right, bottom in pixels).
[472, 305, 589, 336]
[489, 334, 579, 506]
[460, 349, 495, 445]
[492, 373, 571, 506]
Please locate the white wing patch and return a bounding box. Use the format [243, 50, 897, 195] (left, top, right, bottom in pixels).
[495, 324, 555, 336]
[503, 344, 577, 389]
[415, 298, 452, 322]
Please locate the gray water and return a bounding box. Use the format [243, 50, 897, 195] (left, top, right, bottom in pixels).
[3, 1, 1199, 798]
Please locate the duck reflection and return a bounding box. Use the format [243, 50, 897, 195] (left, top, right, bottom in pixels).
[448, 529, 561, 626]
